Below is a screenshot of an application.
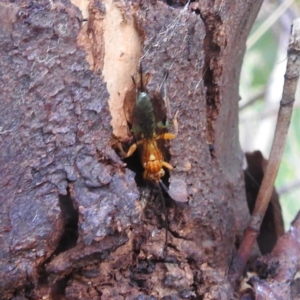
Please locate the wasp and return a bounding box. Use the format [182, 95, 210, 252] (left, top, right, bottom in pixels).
[125, 89, 178, 182]
[120, 72, 178, 256]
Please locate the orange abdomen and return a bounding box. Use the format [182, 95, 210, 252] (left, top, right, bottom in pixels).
[141, 139, 164, 178]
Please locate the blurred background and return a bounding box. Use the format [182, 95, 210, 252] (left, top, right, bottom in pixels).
[239, 0, 300, 231]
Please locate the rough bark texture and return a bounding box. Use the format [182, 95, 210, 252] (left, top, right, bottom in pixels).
[0, 0, 263, 299]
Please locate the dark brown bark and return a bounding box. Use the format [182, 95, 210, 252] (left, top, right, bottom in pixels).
[0, 0, 263, 299]
[243, 212, 300, 300]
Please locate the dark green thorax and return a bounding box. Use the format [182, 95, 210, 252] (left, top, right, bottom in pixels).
[132, 92, 156, 139]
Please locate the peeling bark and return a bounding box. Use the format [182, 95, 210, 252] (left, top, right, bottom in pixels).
[0, 0, 264, 299]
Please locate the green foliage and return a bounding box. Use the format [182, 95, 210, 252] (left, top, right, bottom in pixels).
[276, 107, 300, 230]
[239, 3, 300, 231]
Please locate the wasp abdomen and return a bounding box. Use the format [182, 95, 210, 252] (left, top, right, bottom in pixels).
[142, 138, 165, 180]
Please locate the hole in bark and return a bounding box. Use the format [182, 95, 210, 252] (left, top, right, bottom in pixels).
[191, 8, 200, 15]
[54, 187, 79, 254]
[197, 11, 222, 149]
[36, 187, 79, 291]
[130, 259, 156, 289]
[123, 148, 145, 187]
[164, 0, 188, 8]
[50, 274, 72, 299]
[208, 143, 215, 158]
[24, 279, 35, 299]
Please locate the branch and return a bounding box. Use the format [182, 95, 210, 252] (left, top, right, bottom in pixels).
[229, 17, 300, 285]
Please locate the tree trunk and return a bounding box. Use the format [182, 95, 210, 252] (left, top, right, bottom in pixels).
[0, 0, 263, 299]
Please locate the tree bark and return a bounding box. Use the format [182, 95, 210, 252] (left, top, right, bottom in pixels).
[0, 0, 263, 299]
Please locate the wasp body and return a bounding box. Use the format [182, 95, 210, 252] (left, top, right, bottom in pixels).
[125, 91, 177, 182]
[122, 77, 178, 256]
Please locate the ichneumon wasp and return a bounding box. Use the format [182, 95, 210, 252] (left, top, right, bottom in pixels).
[121, 68, 178, 256]
[126, 93, 178, 182]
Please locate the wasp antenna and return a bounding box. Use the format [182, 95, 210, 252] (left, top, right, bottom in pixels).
[244, 169, 260, 188]
[131, 75, 137, 87]
[157, 181, 168, 258]
[159, 70, 172, 119]
[159, 70, 169, 92]
[159, 179, 169, 194]
[139, 63, 145, 92]
[164, 69, 169, 79]
[131, 74, 138, 103]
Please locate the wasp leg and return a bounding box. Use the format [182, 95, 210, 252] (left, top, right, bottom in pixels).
[173, 110, 179, 136]
[162, 161, 173, 170]
[157, 132, 176, 140]
[126, 140, 142, 157]
[156, 110, 179, 141]
[143, 169, 148, 179]
[115, 140, 127, 158]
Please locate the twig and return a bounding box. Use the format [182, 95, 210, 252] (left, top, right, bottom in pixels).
[229, 18, 300, 285]
[239, 89, 265, 111]
[247, 0, 295, 49]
